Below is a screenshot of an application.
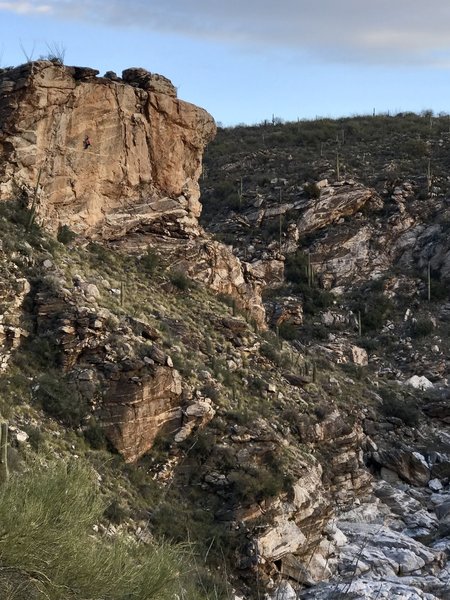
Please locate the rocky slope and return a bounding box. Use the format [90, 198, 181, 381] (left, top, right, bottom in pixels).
[199, 118, 450, 598]
[2, 69, 450, 599]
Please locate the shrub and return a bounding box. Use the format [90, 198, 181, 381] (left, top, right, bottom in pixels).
[22, 425, 43, 452]
[57, 224, 76, 244]
[103, 499, 129, 524]
[304, 182, 321, 199]
[228, 466, 286, 504]
[249, 376, 266, 396]
[35, 373, 89, 427]
[169, 270, 191, 290]
[358, 337, 381, 352]
[200, 383, 220, 402]
[298, 322, 329, 342]
[300, 286, 334, 315]
[351, 291, 393, 332]
[403, 139, 428, 158]
[411, 318, 434, 337]
[429, 279, 448, 301]
[140, 246, 160, 275]
[285, 250, 309, 284]
[278, 320, 299, 341]
[340, 363, 366, 380]
[0, 462, 186, 599]
[380, 389, 420, 426]
[83, 419, 107, 450]
[260, 341, 281, 363]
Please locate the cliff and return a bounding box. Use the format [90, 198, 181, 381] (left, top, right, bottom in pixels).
[0, 61, 266, 327]
[0, 61, 215, 237]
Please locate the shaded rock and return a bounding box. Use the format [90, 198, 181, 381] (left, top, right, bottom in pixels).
[431, 460, 450, 479]
[374, 449, 430, 486]
[424, 402, 450, 424]
[101, 366, 182, 462]
[296, 182, 376, 235]
[265, 296, 303, 328]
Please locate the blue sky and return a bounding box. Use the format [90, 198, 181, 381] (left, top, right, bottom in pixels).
[1, 0, 450, 126]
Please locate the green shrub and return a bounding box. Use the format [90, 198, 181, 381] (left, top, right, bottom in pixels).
[35, 373, 89, 427]
[260, 341, 281, 363]
[83, 419, 107, 450]
[429, 279, 448, 301]
[103, 499, 129, 524]
[278, 320, 299, 340]
[228, 465, 288, 504]
[285, 250, 309, 284]
[340, 363, 366, 380]
[22, 425, 43, 452]
[57, 224, 77, 244]
[358, 337, 381, 352]
[411, 318, 434, 337]
[304, 182, 321, 199]
[200, 383, 220, 402]
[380, 389, 420, 426]
[169, 270, 191, 290]
[300, 286, 334, 315]
[140, 247, 160, 275]
[0, 462, 186, 599]
[298, 322, 329, 342]
[403, 139, 428, 158]
[248, 376, 266, 395]
[351, 291, 393, 332]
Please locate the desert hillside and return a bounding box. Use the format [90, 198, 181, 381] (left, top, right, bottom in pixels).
[0, 61, 450, 599]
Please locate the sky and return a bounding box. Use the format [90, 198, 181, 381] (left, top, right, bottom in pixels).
[1, 0, 450, 126]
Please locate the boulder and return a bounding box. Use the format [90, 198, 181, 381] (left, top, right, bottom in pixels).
[374, 449, 430, 487]
[406, 375, 433, 390]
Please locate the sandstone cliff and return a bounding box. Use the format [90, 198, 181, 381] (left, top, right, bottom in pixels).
[0, 61, 266, 327]
[0, 62, 215, 237]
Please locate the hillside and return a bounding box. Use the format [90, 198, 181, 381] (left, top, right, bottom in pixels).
[0, 63, 450, 599]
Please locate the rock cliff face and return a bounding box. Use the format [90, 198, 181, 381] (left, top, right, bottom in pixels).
[0, 61, 215, 238]
[255, 411, 371, 586]
[0, 61, 266, 327]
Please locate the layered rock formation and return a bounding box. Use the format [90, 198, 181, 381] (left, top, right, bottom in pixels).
[0, 61, 215, 238]
[0, 61, 266, 327]
[34, 274, 183, 462]
[253, 411, 371, 587]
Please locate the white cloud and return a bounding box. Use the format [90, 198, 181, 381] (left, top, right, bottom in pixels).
[0, 1, 52, 14]
[4, 0, 450, 67]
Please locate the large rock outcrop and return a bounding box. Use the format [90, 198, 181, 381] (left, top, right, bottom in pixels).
[0, 61, 266, 327]
[0, 61, 216, 238]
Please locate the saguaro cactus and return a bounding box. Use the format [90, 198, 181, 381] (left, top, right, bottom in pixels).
[305, 253, 313, 288]
[0, 422, 9, 484]
[427, 158, 432, 194]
